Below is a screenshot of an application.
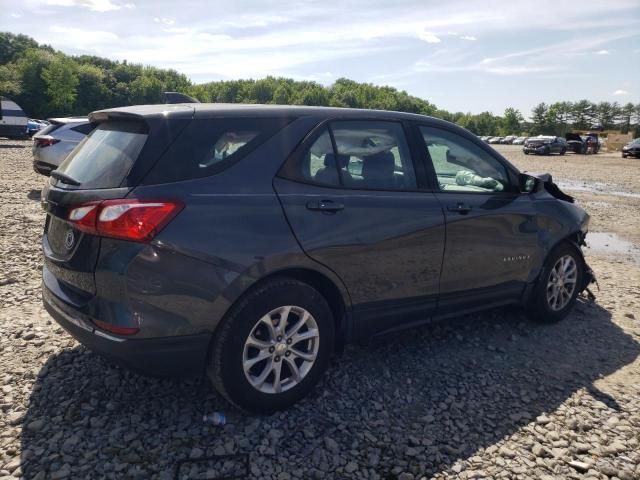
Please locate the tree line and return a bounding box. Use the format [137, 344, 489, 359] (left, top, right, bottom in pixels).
[1, 32, 639, 137]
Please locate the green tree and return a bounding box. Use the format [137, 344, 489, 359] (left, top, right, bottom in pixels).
[41, 55, 79, 114]
[530, 103, 548, 135]
[75, 63, 109, 114]
[593, 101, 620, 130]
[0, 32, 42, 64]
[129, 74, 163, 104]
[571, 100, 595, 130]
[619, 102, 635, 134]
[501, 107, 524, 135]
[0, 64, 22, 97]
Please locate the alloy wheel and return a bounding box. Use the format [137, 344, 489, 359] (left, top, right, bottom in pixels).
[242, 306, 320, 394]
[546, 254, 578, 311]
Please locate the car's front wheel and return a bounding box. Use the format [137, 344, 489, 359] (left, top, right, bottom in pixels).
[526, 242, 584, 323]
[208, 277, 335, 414]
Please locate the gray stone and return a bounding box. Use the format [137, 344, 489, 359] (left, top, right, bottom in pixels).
[324, 437, 340, 453]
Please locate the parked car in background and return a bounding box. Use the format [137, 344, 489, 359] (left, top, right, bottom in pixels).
[500, 135, 517, 144]
[512, 136, 527, 145]
[0, 96, 29, 139]
[41, 103, 595, 413]
[622, 138, 640, 158]
[488, 136, 503, 144]
[32, 117, 93, 175]
[523, 136, 567, 155]
[480, 136, 490, 142]
[565, 133, 587, 154]
[26, 119, 48, 137]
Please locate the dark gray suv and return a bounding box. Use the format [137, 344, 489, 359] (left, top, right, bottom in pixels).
[41, 104, 595, 413]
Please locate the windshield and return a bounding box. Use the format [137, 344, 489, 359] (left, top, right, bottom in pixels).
[56, 121, 148, 189]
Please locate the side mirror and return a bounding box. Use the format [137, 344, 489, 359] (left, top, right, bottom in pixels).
[519, 173, 538, 193]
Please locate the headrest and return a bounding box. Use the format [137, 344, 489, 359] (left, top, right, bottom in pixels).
[324, 153, 350, 168]
[362, 151, 395, 180]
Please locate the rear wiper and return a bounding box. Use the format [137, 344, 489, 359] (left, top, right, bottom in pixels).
[50, 170, 81, 186]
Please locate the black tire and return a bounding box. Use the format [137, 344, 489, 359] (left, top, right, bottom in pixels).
[208, 277, 335, 414]
[622, 153, 627, 158]
[560, 148, 566, 155]
[525, 242, 584, 323]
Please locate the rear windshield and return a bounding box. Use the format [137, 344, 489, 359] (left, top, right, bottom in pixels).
[56, 121, 147, 189]
[142, 117, 292, 184]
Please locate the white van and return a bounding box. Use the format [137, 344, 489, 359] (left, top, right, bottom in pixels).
[0, 97, 28, 139]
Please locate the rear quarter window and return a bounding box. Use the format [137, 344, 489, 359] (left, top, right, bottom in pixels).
[142, 117, 293, 184]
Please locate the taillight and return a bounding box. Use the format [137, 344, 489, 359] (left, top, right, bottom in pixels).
[93, 319, 139, 336]
[34, 137, 60, 148]
[67, 199, 183, 242]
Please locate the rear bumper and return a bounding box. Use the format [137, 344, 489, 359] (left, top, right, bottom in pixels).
[43, 284, 211, 377]
[33, 160, 55, 176]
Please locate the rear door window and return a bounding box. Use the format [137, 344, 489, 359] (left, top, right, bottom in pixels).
[56, 121, 148, 189]
[293, 120, 417, 191]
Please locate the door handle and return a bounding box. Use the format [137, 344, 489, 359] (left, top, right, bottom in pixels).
[306, 200, 345, 212]
[447, 203, 472, 214]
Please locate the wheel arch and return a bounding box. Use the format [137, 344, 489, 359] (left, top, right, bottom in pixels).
[214, 266, 352, 354]
[524, 229, 586, 302]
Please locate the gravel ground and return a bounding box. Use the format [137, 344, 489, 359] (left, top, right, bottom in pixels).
[1, 139, 639, 480]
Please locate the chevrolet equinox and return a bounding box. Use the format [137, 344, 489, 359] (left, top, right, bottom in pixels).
[41, 104, 595, 413]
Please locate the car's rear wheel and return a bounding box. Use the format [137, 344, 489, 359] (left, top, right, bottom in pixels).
[560, 147, 567, 155]
[526, 242, 584, 323]
[208, 277, 335, 414]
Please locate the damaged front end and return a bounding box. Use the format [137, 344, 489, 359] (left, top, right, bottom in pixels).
[575, 231, 599, 301]
[524, 172, 598, 300]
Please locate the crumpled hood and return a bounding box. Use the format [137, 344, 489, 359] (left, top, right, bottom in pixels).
[529, 172, 575, 203]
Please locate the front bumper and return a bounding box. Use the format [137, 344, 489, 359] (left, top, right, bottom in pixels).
[43, 285, 211, 377]
[523, 145, 548, 154]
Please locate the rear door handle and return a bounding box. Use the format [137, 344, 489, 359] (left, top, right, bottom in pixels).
[306, 200, 345, 212]
[447, 203, 472, 214]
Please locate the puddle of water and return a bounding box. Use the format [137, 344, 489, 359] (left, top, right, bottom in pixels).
[557, 180, 640, 199]
[585, 232, 640, 263]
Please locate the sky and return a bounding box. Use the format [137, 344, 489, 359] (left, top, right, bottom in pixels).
[1, 0, 639, 116]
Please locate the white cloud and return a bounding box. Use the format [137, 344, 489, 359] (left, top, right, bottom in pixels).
[44, 0, 123, 11]
[417, 31, 441, 43]
[10, 13, 23, 18]
[460, 35, 477, 41]
[154, 17, 175, 25]
[594, 49, 610, 55]
[613, 89, 629, 95]
[48, 26, 118, 47]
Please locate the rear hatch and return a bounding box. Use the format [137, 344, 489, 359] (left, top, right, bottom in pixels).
[41, 106, 194, 305]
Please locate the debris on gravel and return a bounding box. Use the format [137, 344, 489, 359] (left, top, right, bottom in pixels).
[1, 139, 639, 479]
